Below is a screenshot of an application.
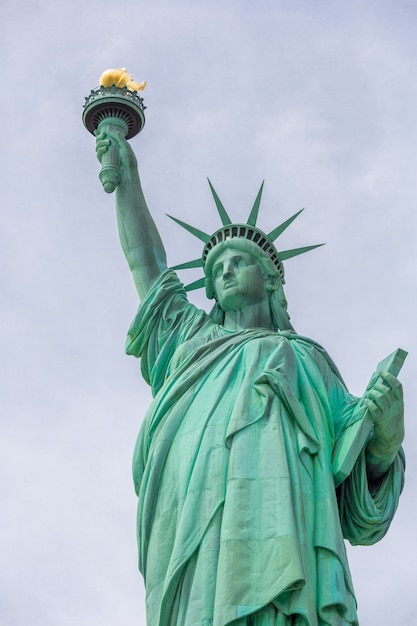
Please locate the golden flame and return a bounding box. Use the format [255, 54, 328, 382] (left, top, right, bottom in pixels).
[99, 68, 146, 92]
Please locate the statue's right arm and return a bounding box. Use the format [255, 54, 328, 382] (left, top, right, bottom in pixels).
[96, 129, 168, 301]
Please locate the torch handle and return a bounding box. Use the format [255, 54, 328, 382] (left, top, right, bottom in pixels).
[97, 119, 129, 194]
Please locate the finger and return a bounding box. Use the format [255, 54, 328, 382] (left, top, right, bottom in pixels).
[363, 397, 383, 422]
[96, 147, 109, 160]
[100, 127, 124, 143]
[366, 387, 390, 412]
[95, 138, 111, 148]
[379, 371, 403, 398]
[95, 139, 111, 156]
[370, 382, 395, 404]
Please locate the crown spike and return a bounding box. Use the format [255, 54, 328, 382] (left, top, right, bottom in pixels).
[278, 243, 325, 261]
[172, 258, 204, 271]
[166, 183, 323, 295]
[185, 277, 206, 292]
[267, 209, 304, 242]
[247, 181, 264, 226]
[166, 214, 211, 243]
[208, 179, 232, 226]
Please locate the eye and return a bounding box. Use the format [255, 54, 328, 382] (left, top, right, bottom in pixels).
[213, 264, 222, 278]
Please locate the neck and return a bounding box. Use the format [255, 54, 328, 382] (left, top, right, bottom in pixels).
[223, 298, 274, 331]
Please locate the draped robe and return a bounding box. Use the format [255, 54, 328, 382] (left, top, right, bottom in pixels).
[126, 270, 405, 626]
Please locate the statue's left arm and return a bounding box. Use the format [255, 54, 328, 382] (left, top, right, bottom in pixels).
[296, 335, 405, 544]
[328, 364, 405, 546]
[363, 371, 404, 483]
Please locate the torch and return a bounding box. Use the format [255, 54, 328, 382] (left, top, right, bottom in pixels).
[82, 68, 146, 193]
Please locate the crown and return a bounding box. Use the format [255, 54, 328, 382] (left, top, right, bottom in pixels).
[168, 180, 324, 292]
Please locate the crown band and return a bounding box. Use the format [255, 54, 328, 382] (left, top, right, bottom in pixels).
[202, 224, 285, 283]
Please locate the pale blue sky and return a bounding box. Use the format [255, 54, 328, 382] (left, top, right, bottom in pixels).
[1, 1, 416, 624]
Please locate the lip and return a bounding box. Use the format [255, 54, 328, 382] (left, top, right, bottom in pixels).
[223, 281, 237, 289]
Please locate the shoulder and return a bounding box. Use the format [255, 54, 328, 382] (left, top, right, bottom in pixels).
[126, 269, 209, 357]
[278, 330, 347, 388]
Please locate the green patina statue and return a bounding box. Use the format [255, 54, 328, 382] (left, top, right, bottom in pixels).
[95, 128, 405, 626]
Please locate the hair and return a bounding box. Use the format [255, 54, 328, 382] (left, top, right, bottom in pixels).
[204, 239, 294, 331]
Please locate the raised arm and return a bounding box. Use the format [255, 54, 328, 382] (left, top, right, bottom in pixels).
[96, 128, 168, 300]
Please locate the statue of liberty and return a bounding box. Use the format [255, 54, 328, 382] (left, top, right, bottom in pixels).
[94, 120, 405, 626]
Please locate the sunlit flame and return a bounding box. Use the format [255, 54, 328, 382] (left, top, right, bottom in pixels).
[99, 68, 146, 92]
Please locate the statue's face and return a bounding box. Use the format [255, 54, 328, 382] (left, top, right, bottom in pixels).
[212, 248, 268, 311]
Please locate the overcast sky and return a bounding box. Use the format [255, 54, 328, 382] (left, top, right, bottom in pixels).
[1, 1, 416, 624]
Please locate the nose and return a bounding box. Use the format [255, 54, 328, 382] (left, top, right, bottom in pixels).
[223, 262, 234, 280]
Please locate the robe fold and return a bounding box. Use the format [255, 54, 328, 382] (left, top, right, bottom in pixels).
[126, 270, 404, 626]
